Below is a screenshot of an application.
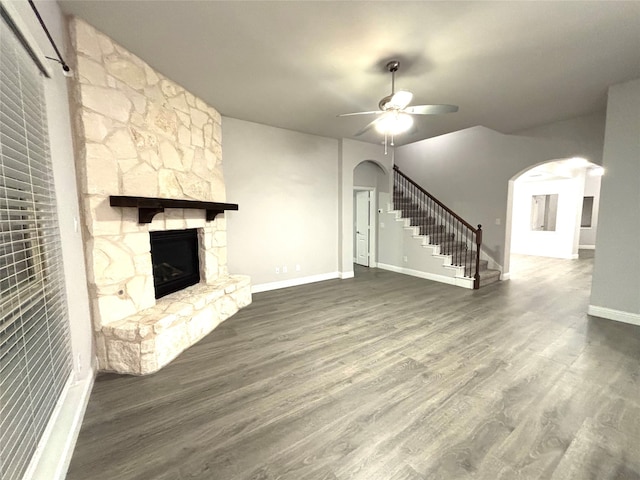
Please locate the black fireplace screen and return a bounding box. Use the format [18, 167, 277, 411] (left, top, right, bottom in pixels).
[150, 229, 200, 298]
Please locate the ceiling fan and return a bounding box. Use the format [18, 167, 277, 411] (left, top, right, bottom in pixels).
[338, 60, 458, 149]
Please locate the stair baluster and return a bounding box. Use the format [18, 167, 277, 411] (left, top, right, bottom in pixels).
[393, 165, 489, 289]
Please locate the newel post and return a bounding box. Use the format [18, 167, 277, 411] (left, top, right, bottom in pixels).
[474, 224, 482, 289]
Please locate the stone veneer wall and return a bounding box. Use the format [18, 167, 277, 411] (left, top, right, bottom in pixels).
[67, 18, 250, 374]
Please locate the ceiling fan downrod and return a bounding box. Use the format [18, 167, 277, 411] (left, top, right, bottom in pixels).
[387, 60, 399, 95]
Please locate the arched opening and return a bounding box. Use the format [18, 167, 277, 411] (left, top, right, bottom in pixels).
[504, 157, 603, 277]
[352, 160, 389, 271]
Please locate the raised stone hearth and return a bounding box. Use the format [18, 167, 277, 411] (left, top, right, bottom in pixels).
[101, 275, 250, 375]
[68, 18, 251, 375]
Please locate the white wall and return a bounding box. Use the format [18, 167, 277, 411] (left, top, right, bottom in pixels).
[394, 125, 581, 272]
[514, 113, 606, 251]
[223, 121, 393, 289]
[354, 160, 389, 193]
[514, 111, 606, 166]
[338, 139, 393, 277]
[377, 192, 469, 287]
[589, 78, 640, 324]
[511, 175, 585, 259]
[223, 117, 340, 290]
[1, 1, 94, 477]
[579, 174, 602, 247]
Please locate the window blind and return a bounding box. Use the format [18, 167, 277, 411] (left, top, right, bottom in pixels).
[0, 10, 73, 480]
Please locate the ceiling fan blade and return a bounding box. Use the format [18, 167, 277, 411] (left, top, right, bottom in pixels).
[354, 118, 381, 137]
[404, 104, 459, 115]
[388, 91, 413, 110]
[337, 110, 384, 117]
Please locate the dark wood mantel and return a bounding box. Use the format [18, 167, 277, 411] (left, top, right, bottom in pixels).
[109, 196, 238, 224]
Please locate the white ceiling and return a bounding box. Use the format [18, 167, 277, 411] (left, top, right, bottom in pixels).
[58, 1, 640, 146]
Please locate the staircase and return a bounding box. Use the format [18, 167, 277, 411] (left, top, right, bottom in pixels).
[391, 166, 501, 289]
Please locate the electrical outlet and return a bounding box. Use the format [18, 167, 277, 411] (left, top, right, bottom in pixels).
[283, 265, 288, 273]
[295, 264, 301, 271]
[380, 222, 385, 228]
[275, 267, 280, 274]
[495, 218, 501, 225]
[403, 256, 408, 263]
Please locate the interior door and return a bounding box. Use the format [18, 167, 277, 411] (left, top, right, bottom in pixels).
[355, 190, 370, 266]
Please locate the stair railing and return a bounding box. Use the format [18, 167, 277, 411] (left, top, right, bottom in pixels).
[393, 165, 483, 289]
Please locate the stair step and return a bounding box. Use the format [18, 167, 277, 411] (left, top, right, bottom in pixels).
[447, 251, 489, 273]
[409, 219, 437, 228]
[444, 248, 472, 257]
[461, 259, 489, 275]
[462, 267, 500, 283]
[393, 187, 500, 289]
[418, 224, 445, 235]
[477, 269, 501, 288]
[439, 240, 469, 250]
[452, 253, 486, 265]
[426, 232, 456, 244]
[396, 204, 427, 212]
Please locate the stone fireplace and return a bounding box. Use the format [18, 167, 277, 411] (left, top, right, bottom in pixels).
[68, 18, 251, 375]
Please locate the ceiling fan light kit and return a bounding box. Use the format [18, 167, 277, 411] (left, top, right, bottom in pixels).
[375, 111, 413, 135]
[338, 60, 459, 154]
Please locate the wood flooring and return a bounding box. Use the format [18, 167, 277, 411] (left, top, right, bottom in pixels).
[66, 252, 640, 480]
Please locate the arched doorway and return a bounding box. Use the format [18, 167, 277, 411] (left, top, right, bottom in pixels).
[504, 157, 603, 275]
[352, 160, 389, 271]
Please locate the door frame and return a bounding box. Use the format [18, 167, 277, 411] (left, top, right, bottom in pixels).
[353, 186, 377, 268]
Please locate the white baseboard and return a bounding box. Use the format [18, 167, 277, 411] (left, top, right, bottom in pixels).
[252, 272, 341, 293]
[501, 272, 511, 281]
[579, 245, 596, 250]
[25, 368, 95, 480]
[377, 263, 473, 289]
[587, 305, 640, 327]
[340, 271, 354, 279]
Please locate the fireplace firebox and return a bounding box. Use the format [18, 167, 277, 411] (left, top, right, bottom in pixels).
[150, 229, 200, 298]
